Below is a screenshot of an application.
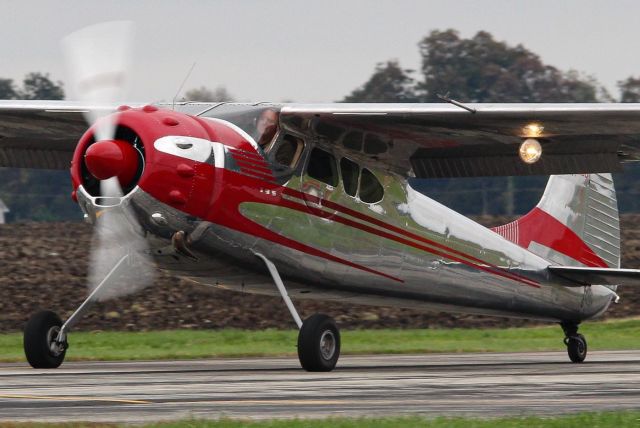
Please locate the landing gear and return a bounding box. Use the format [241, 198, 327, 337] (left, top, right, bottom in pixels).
[562, 322, 587, 363]
[23, 310, 67, 368]
[254, 252, 341, 372]
[23, 254, 131, 369]
[298, 314, 341, 372]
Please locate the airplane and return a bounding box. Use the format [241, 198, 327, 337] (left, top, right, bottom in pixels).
[4, 23, 640, 372]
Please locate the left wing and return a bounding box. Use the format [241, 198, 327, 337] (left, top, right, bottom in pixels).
[549, 266, 640, 287]
[281, 103, 640, 178]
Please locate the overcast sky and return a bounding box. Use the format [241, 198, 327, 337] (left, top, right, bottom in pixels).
[3, 0, 640, 103]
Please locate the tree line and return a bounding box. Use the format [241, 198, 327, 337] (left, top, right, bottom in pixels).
[3, 29, 640, 220]
[343, 29, 640, 104]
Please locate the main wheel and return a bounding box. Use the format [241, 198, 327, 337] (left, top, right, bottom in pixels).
[566, 333, 587, 363]
[23, 310, 67, 369]
[297, 314, 340, 372]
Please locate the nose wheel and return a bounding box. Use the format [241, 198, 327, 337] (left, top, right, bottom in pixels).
[23, 310, 67, 368]
[24, 254, 132, 369]
[562, 322, 587, 363]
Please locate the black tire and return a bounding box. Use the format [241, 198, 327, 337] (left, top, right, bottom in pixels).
[297, 314, 340, 372]
[23, 310, 67, 369]
[567, 333, 587, 363]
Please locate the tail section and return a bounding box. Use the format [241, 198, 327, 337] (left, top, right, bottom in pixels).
[492, 174, 620, 268]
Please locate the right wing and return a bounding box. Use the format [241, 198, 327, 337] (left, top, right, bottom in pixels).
[0, 100, 208, 170]
[0, 100, 101, 169]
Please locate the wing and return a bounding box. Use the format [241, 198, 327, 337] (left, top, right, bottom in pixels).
[0, 100, 226, 170]
[0, 100, 104, 169]
[549, 266, 640, 287]
[280, 103, 640, 178]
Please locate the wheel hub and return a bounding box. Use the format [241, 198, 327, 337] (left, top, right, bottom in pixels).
[46, 326, 64, 357]
[319, 330, 336, 360]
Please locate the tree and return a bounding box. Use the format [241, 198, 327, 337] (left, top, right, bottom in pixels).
[342, 60, 419, 102]
[0, 78, 17, 99]
[417, 30, 602, 103]
[17, 72, 64, 100]
[184, 85, 235, 102]
[619, 76, 640, 102]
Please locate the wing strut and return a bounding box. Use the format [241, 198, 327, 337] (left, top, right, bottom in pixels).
[253, 251, 303, 329]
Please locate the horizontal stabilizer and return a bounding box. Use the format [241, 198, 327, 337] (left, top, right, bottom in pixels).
[549, 266, 640, 287]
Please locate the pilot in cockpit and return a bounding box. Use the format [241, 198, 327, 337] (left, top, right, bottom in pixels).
[253, 108, 279, 150]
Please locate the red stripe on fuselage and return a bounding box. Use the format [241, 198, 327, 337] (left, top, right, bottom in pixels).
[280, 187, 540, 287]
[283, 188, 498, 267]
[273, 197, 540, 288]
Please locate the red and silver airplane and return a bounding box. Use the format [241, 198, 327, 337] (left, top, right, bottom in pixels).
[3, 23, 640, 371]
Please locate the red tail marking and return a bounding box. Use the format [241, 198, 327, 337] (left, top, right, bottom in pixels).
[492, 207, 608, 268]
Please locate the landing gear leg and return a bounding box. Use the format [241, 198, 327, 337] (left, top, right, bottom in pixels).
[561, 321, 587, 363]
[23, 254, 131, 369]
[254, 252, 340, 372]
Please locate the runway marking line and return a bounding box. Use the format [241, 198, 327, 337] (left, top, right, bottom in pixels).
[0, 394, 150, 405]
[196, 399, 346, 406]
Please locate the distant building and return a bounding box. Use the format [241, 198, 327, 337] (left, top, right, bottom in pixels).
[0, 198, 8, 224]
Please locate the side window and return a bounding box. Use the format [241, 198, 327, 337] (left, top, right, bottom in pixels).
[340, 157, 359, 197]
[274, 134, 304, 169]
[359, 168, 384, 204]
[307, 148, 338, 187]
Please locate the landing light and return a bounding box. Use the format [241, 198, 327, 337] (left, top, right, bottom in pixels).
[519, 138, 542, 164]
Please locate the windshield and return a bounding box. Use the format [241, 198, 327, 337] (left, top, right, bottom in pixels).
[199, 104, 282, 148]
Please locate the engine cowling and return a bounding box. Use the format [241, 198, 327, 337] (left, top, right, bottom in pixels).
[70, 105, 257, 220]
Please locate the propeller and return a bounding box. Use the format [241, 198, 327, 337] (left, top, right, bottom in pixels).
[62, 21, 134, 141]
[88, 178, 155, 301]
[63, 22, 155, 300]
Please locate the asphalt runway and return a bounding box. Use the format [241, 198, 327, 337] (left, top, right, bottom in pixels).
[2, 351, 640, 422]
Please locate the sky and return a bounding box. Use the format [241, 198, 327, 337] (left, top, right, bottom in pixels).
[3, 0, 640, 103]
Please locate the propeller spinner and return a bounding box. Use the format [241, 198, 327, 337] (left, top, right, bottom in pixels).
[84, 138, 140, 186]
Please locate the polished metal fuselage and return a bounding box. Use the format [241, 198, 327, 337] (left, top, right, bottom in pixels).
[77, 142, 616, 324]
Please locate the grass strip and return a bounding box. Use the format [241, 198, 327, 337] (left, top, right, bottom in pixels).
[2, 412, 640, 427]
[1, 318, 639, 362]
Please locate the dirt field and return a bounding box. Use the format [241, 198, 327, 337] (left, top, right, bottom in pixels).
[1, 217, 639, 333]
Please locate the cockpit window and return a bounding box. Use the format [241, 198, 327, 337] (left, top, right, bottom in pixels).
[359, 168, 384, 204]
[274, 134, 304, 169]
[255, 108, 279, 148]
[199, 104, 281, 147]
[307, 148, 338, 187]
[340, 157, 359, 197]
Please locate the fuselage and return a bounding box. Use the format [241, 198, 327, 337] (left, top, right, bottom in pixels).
[73, 105, 617, 323]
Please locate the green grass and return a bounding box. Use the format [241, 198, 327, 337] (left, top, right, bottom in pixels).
[2, 318, 640, 362]
[146, 412, 640, 427]
[2, 412, 640, 427]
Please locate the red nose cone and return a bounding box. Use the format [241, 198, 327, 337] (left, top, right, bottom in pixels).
[85, 139, 139, 187]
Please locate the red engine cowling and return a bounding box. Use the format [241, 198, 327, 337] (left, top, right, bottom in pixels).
[70, 105, 259, 220]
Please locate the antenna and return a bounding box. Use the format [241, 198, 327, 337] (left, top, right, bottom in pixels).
[437, 92, 476, 114]
[172, 62, 197, 110]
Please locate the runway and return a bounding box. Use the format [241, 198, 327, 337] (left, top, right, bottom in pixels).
[2, 351, 640, 422]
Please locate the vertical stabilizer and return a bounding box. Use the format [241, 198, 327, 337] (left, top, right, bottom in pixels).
[492, 174, 620, 268]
